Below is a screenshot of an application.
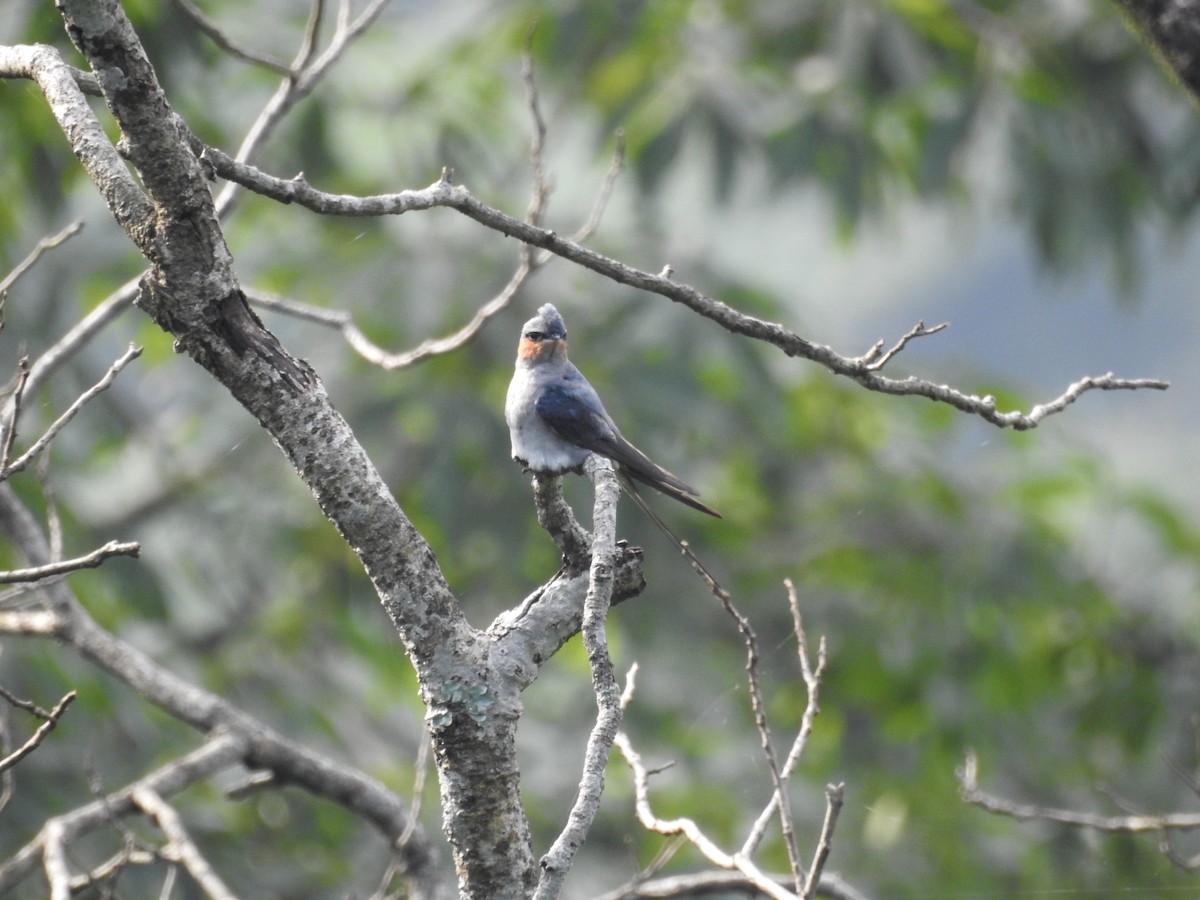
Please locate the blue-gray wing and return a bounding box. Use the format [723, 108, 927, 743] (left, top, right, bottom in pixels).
[535, 375, 721, 518]
[534, 375, 620, 451]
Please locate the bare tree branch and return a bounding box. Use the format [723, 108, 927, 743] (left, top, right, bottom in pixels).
[707, 579, 804, 892]
[132, 786, 240, 900]
[535, 456, 624, 900]
[0, 220, 84, 297]
[64, 841, 157, 895]
[852, 320, 948, 371]
[3, 12, 525, 891]
[0, 45, 153, 237]
[0, 484, 446, 899]
[615, 730, 799, 900]
[2, 344, 142, 480]
[193, 154, 1169, 428]
[0, 689, 75, 774]
[742, 580, 828, 855]
[594, 868, 871, 900]
[211, 0, 390, 216]
[2, 735, 245, 897]
[0, 540, 140, 584]
[247, 268, 535, 370]
[168, 0, 292, 74]
[0, 9, 638, 899]
[619, 734, 864, 900]
[0, 357, 29, 474]
[23, 277, 139, 401]
[958, 750, 1200, 832]
[530, 472, 593, 570]
[245, 62, 624, 372]
[613, 583, 861, 900]
[42, 819, 71, 900]
[803, 784, 845, 900]
[0, 3, 1177, 897]
[570, 130, 625, 247]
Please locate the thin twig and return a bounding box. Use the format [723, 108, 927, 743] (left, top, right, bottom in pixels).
[372, 732, 436, 900]
[621, 485, 806, 890]
[0, 358, 30, 474]
[23, 278, 139, 401]
[398, 731, 431, 850]
[854, 320, 949, 371]
[562, 131, 625, 248]
[593, 868, 870, 900]
[721, 592, 804, 893]
[0, 713, 10, 815]
[0, 221, 84, 297]
[212, 0, 389, 216]
[241, 44, 562, 370]
[803, 783, 845, 899]
[4, 736, 246, 898]
[344, 44, 555, 370]
[132, 787, 240, 900]
[0, 684, 67, 720]
[958, 750, 1200, 831]
[40, 455, 64, 563]
[168, 0, 292, 74]
[742, 580, 828, 855]
[296, 0, 327, 72]
[620, 662, 639, 710]
[1161, 749, 1200, 798]
[615, 731, 798, 900]
[64, 844, 157, 895]
[2, 344, 142, 480]
[0, 540, 140, 585]
[521, 41, 551, 223]
[248, 261, 535, 369]
[0, 484, 438, 897]
[0, 690, 76, 774]
[637, 525, 804, 891]
[250, 60, 623, 372]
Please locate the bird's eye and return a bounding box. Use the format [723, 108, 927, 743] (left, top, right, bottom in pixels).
[525, 330, 545, 342]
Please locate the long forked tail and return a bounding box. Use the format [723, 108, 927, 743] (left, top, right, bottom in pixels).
[617, 473, 728, 595]
[616, 446, 721, 518]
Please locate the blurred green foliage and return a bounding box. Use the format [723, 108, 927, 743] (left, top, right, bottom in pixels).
[1, 0, 1199, 897]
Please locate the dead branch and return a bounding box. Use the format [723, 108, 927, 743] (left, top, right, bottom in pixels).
[132, 786, 240, 900]
[742, 580, 828, 855]
[0, 540, 140, 584]
[193, 154, 1169, 429]
[0, 221, 84, 298]
[0, 689, 76, 774]
[958, 750, 1200, 832]
[1, 344, 142, 480]
[534, 456, 624, 899]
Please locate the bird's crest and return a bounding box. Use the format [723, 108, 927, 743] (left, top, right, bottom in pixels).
[522, 304, 567, 341]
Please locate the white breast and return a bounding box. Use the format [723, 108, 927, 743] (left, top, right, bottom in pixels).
[505, 366, 589, 473]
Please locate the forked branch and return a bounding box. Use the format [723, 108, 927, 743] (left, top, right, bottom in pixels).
[194, 153, 1169, 428]
[613, 582, 857, 900]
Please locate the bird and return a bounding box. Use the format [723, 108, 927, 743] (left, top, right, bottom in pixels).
[505, 303, 721, 518]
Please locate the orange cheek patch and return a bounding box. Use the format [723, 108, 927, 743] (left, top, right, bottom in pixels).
[518, 337, 541, 360]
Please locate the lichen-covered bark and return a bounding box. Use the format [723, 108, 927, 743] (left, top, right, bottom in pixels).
[34, 1, 542, 893]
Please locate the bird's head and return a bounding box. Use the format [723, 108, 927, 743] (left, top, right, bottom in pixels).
[517, 303, 569, 363]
